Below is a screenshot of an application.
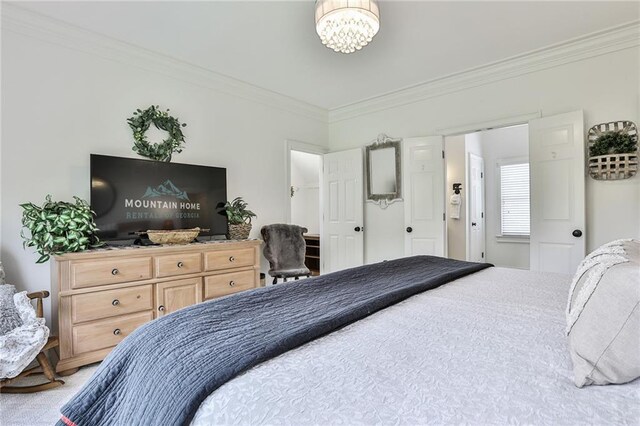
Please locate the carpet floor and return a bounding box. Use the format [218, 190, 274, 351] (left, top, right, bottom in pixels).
[1, 364, 99, 426]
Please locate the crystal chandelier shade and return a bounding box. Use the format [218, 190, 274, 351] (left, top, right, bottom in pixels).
[315, 0, 380, 54]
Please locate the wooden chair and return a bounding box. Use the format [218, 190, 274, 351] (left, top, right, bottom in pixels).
[0, 291, 64, 393]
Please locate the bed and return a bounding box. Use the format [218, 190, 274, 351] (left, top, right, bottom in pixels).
[192, 266, 639, 425]
[59, 256, 640, 425]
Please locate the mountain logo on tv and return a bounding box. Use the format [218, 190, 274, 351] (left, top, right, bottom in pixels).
[142, 180, 190, 201]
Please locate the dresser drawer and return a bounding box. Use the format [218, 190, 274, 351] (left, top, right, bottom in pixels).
[72, 311, 153, 356]
[155, 253, 202, 278]
[204, 248, 255, 271]
[71, 257, 153, 289]
[204, 269, 256, 300]
[71, 284, 153, 324]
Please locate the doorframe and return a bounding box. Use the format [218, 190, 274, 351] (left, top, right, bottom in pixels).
[283, 139, 328, 225]
[436, 111, 541, 136]
[439, 111, 540, 262]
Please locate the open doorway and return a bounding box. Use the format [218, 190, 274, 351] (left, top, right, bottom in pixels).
[289, 150, 322, 275]
[445, 124, 530, 269]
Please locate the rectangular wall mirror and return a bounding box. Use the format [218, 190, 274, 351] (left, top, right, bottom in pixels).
[365, 134, 402, 207]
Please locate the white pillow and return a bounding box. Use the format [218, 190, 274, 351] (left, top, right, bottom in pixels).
[567, 239, 640, 387]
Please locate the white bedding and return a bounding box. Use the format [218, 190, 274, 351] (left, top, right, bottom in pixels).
[192, 267, 640, 425]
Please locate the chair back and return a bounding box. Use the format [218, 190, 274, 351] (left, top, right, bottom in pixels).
[261, 224, 308, 272]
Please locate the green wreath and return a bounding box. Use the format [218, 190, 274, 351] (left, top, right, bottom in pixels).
[127, 105, 187, 162]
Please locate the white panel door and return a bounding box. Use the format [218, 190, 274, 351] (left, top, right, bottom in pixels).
[468, 152, 485, 262]
[322, 148, 364, 273]
[529, 110, 585, 274]
[403, 136, 445, 257]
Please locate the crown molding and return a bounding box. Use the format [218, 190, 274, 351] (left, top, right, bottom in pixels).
[328, 21, 640, 123]
[1, 4, 329, 123]
[3, 4, 638, 126]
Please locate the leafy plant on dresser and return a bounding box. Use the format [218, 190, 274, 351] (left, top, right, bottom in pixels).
[20, 195, 102, 263]
[223, 197, 257, 240]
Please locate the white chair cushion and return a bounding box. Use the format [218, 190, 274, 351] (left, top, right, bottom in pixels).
[0, 292, 50, 379]
[0, 284, 22, 336]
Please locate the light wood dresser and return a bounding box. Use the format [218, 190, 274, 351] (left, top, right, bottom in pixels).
[51, 239, 261, 374]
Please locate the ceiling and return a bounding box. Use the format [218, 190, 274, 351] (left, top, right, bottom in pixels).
[13, 1, 640, 110]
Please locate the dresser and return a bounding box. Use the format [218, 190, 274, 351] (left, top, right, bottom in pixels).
[51, 239, 262, 374]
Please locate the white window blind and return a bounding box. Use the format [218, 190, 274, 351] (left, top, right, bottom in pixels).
[500, 162, 530, 236]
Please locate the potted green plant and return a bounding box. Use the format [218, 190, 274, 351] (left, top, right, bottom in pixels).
[589, 130, 637, 157]
[20, 195, 102, 263]
[223, 197, 257, 240]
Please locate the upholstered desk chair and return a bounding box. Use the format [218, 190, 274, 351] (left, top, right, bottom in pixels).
[261, 224, 311, 284]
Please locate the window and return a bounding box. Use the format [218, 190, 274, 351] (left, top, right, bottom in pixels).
[499, 162, 530, 236]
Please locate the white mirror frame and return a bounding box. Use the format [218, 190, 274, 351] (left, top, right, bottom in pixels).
[365, 133, 403, 209]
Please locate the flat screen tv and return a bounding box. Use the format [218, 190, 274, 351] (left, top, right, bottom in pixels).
[91, 155, 227, 242]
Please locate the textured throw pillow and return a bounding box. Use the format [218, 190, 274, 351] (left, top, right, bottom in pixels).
[0, 284, 23, 336]
[567, 239, 640, 387]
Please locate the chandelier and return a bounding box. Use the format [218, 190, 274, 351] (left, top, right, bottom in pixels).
[315, 0, 380, 54]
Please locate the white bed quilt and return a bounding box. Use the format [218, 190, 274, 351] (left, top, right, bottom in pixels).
[192, 267, 640, 425]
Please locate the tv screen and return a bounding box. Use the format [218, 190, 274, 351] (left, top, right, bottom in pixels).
[91, 155, 227, 241]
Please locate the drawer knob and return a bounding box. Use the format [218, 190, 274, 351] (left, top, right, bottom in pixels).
[111, 268, 119, 275]
[229, 256, 235, 262]
[158, 305, 165, 312]
[112, 299, 120, 306]
[113, 328, 121, 336]
[177, 261, 184, 268]
[229, 280, 236, 287]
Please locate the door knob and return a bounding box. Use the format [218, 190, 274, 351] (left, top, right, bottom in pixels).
[112, 299, 120, 306]
[572, 229, 583, 238]
[158, 305, 165, 312]
[177, 261, 184, 268]
[354, 226, 361, 232]
[472, 222, 477, 227]
[113, 329, 121, 336]
[406, 227, 413, 233]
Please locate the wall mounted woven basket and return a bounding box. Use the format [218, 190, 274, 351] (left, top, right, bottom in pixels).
[587, 120, 638, 180]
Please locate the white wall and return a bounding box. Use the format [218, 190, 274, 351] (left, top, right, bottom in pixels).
[0, 28, 327, 325]
[479, 125, 530, 269]
[290, 150, 321, 234]
[329, 47, 640, 263]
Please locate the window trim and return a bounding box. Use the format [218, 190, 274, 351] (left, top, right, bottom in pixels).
[496, 156, 530, 240]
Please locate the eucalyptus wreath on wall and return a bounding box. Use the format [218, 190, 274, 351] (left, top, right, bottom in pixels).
[127, 105, 187, 162]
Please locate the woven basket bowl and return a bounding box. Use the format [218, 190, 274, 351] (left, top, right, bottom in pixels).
[227, 223, 252, 240]
[146, 228, 201, 245]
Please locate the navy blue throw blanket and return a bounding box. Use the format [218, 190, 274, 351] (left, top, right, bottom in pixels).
[59, 256, 491, 426]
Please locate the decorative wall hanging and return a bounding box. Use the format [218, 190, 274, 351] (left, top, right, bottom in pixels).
[365, 133, 402, 208]
[127, 105, 187, 162]
[587, 121, 638, 180]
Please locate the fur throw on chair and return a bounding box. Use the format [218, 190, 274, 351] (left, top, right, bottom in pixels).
[0, 285, 49, 379]
[261, 224, 310, 279]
